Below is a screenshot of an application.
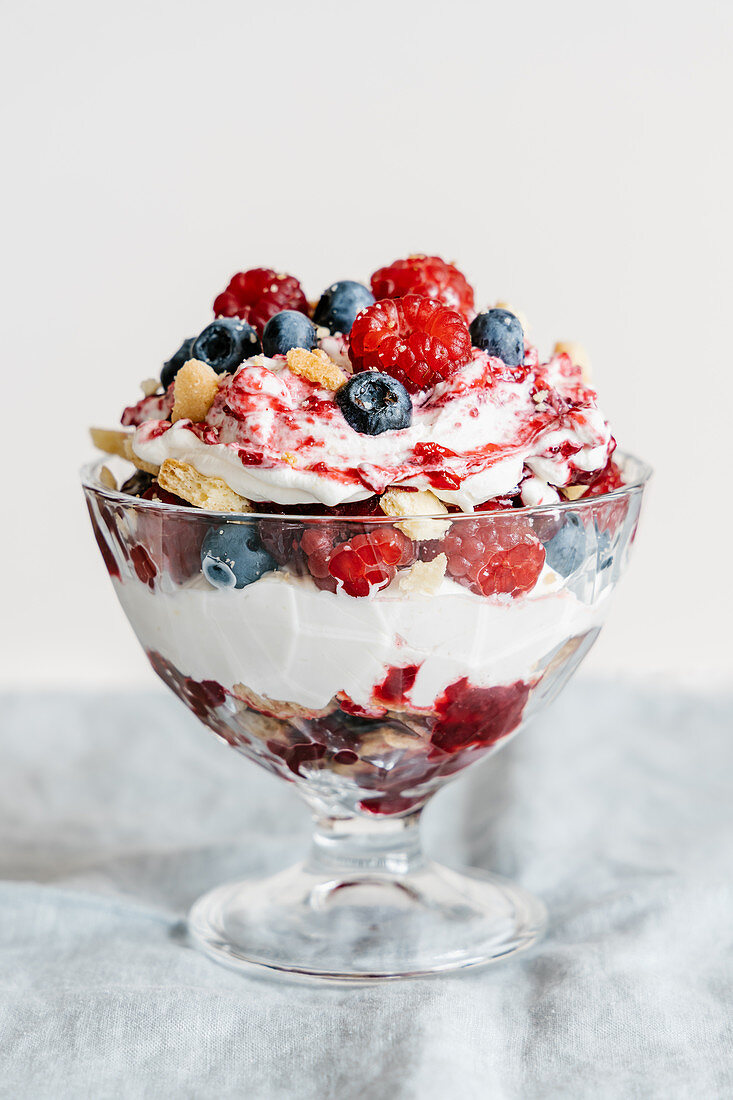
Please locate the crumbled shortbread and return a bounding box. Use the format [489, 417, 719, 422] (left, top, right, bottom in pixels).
[286, 347, 347, 391]
[380, 488, 451, 540]
[171, 359, 221, 424]
[89, 427, 160, 476]
[140, 378, 161, 397]
[157, 458, 252, 513]
[359, 728, 422, 755]
[99, 465, 117, 490]
[561, 484, 588, 501]
[232, 682, 335, 720]
[553, 340, 592, 383]
[398, 553, 447, 596]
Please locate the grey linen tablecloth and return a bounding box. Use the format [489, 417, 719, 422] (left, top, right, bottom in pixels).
[0, 681, 731, 1099]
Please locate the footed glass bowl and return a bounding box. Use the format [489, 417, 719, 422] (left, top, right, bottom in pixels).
[82, 454, 650, 981]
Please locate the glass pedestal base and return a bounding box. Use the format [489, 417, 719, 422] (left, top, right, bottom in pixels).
[188, 858, 546, 983]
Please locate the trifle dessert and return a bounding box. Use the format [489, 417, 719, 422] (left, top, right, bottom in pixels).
[87, 255, 640, 822]
[84, 254, 650, 979]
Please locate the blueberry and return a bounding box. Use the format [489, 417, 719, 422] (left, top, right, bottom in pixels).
[192, 318, 261, 375]
[161, 337, 195, 389]
[595, 524, 614, 570]
[120, 470, 155, 497]
[336, 372, 412, 435]
[469, 309, 524, 366]
[544, 513, 587, 576]
[201, 524, 277, 589]
[313, 281, 375, 335]
[262, 310, 317, 357]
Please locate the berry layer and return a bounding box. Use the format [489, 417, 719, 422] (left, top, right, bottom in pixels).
[128, 346, 613, 512]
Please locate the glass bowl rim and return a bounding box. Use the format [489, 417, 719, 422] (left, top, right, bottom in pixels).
[80, 451, 652, 523]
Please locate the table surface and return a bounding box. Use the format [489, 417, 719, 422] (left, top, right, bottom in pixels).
[1, 681, 731, 1100]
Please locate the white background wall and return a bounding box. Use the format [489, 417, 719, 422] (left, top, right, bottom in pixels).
[2, 0, 731, 689]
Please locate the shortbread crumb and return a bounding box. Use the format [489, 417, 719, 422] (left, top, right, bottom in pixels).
[554, 340, 592, 383]
[359, 728, 422, 755]
[398, 553, 447, 596]
[171, 359, 221, 424]
[140, 378, 161, 397]
[232, 683, 335, 720]
[286, 347, 346, 391]
[561, 484, 588, 501]
[380, 488, 451, 540]
[99, 465, 117, 490]
[89, 427, 160, 476]
[157, 458, 253, 513]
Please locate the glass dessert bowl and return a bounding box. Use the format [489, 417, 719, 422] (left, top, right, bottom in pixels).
[82, 452, 650, 981]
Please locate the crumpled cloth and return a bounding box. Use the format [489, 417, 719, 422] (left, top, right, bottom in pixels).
[0, 681, 731, 1100]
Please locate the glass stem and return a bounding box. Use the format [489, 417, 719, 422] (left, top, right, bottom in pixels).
[307, 810, 426, 877]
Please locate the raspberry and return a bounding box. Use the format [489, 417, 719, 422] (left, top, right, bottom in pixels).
[431, 678, 530, 753]
[130, 544, 157, 589]
[145, 650, 226, 723]
[136, 492, 206, 585]
[442, 518, 545, 597]
[348, 296, 472, 393]
[260, 513, 414, 596]
[213, 268, 309, 336]
[258, 501, 382, 590]
[474, 493, 520, 513]
[301, 527, 340, 592]
[371, 255, 475, 320]
[584, 457, 623, 497]
[329, 529, 413, 597]
[87, 505, 121, 580]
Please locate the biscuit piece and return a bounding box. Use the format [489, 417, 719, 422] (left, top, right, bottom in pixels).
[561, 484, 588, 501]
[380, 488, 451, 540]
[89, 427, 160, 476]
[554, 340, 592, 383]
[232, 683, 335, 720]
[140, 378, 161, 397]
[99, 464, 117, 490]
[171, 359, 221, 424]
[157, 458, 252, 512]
[398, 554, 447, 596]
[359, 728, 422, 756]
[286, 347, 347, 391]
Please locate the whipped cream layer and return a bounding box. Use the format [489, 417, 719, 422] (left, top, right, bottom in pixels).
[114, 569, 607, 711]
[129, 347, 613, 511]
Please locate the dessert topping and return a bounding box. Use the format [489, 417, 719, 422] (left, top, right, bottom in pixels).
[371, 255, 475, 320]
[213, 268, 309, 336]
[286, 347, 347, 391]
[336, 372, 412, 435]
[469, 308, 525, 367]
[313, 280, 375, 335]
[263, 311, 317, 358]
[348, 295, 472, 393]
[90, 427, 159, 476]
[171, 359, 221, 424]
[160, 337, 195, 389]
[191, 318, 261, 374]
